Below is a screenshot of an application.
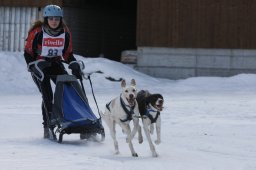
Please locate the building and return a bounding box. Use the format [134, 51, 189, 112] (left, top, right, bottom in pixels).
[0, 0, 61, 52]
[1, 0, 256, 79]
[136, 0, 256, 79]
[0, 0, 136, 61]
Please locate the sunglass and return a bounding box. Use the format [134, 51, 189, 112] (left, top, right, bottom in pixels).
[48, 17, 61, 21]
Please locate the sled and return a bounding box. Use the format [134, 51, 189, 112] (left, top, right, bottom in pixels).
[51, 74, 105, 143]
[29, 60, 105, 143]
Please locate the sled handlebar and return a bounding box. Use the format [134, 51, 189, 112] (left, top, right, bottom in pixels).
[28, 60, 85, 82]
[28, 60, 51, 82]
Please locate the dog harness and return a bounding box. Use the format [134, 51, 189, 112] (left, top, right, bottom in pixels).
[143, 108, 160, 124]
[106, 101, 111, 112]
[120, 95, 136, 122]
[105, 95, 136, 122]
[106, 97, 136, 122]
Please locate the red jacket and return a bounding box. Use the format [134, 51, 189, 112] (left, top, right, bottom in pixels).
[24, 25, 75, 65]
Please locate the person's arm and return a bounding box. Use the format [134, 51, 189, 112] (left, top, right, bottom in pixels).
[63, 31, 76, 63]
[24, 27, 42, 65]
[64, 30, 83, 79]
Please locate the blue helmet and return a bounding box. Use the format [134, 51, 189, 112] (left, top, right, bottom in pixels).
[43, 5, 63, 17]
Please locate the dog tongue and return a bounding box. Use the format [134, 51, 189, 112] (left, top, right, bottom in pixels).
[128, 99, 135, 106]
[156, 105, 163, 111]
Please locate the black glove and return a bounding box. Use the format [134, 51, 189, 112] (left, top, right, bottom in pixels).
[68, 62, 82, 79]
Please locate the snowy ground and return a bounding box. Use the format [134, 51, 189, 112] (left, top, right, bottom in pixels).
[0, 52, 256, 170]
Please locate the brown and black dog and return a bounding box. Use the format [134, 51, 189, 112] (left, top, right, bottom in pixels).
[136, 90, 164, 157]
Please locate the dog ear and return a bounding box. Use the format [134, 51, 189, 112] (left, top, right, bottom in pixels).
[121, 79, 126, 87]
[131, 79, 136, 86]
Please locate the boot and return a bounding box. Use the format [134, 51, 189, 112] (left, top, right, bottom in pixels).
[44, 128, 50, 139]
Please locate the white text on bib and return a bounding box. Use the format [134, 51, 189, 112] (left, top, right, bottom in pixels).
[41, 30, 65, 58]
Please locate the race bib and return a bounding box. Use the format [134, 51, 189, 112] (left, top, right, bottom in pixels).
[41, 30, 65, 58]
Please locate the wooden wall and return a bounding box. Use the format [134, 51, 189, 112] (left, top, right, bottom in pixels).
[137, 0, 256, 49]
[0, 0, 62, 7]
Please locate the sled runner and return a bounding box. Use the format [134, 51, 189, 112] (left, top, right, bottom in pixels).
[29, 60, 105, 143]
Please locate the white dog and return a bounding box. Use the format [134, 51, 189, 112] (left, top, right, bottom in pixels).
[100, 79, 142, 157]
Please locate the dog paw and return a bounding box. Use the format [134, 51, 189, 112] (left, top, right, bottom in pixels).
[155, 140, 161, 145]
[152, 152, 158, 157]
[114, 151, 120, 155]
[139, 138, 143, 144]
[132, 153, 138, 157]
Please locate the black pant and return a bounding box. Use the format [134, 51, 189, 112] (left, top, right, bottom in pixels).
[32, 61, 67, 128]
